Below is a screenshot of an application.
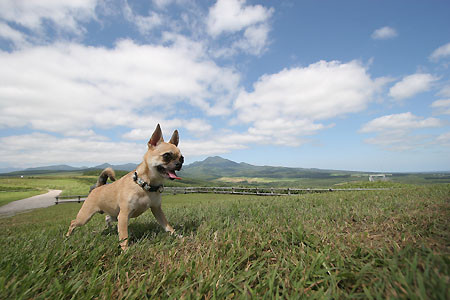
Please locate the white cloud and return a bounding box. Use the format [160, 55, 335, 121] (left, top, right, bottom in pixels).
[0, 40, 240, 136]
[179, 119, 331, 155]
[429, 42, 450, 61]
[0, 130, 248, 167]
[389, 73, 437, 100]
[233, 60, 383, 146]
[122, 118, 213, 140]
[360, 112, 443, 151]
[207, 0, 273, 56]
[247, 119, 329, 146]
[0, 133, 143, 168]
[233, 23, 270, 56]
[180, 138, 247, 157]
[182, 119, 213, 136]
[207, 0, 273, 36]
[0, 0, 98, 36]
[431, 99, 450, 115]
[235, 60, 379, 122]
[360, 112, 442, 133]
[371, 26, 398, 40]
[123, 1, 163, 35]
[153, 0, 175, 9]
[363, 133, 433, 151]
[0, 22, 29, 48]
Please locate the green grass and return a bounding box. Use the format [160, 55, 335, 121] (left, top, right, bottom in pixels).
[213, 176, 366, 188]
[0, 184, 449, 299]
[0, 176, 97, 207]
[211, 174, 450, 188]
[0, 190, 45, 207]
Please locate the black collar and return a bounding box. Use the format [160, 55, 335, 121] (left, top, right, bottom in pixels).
[132, 172, 164, 193]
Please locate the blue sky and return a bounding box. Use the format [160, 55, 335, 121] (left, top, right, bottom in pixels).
[0, 0, 449, 172]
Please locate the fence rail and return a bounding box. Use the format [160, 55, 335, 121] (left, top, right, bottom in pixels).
[54, 186, 390, 204]
[165, 186, 390, 196]
[55, 195, 87, 204]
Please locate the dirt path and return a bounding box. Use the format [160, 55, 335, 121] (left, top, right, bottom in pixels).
[0, 190, 62, 218]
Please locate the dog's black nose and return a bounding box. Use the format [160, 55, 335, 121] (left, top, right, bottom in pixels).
[175, 162, 182, 170]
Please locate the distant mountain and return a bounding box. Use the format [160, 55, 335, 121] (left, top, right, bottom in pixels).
[24, 165, 81, 172]
[178, 156, 241, 179]
[178, 156, 353, 180]
[184, 156, 239, 170]
[192, 156, 240, 167]
[91, 163, 112, 169]
[21, 163, 139, 172]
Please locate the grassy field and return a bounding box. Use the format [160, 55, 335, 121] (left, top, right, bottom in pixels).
[0, 174, 97, 207]
[212, 174, 450, 188]
[0, 184, 448, 299]
[212, 175, 366, 188]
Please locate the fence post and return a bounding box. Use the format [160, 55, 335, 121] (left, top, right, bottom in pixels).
[232, 187, 235, 194]
[287, 188, 290, 195]
[271, 188, 274, 194]
[55, 196, 59, 205]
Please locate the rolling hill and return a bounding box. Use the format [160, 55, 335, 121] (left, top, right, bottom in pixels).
[24, 165, 81, 172]
[178, 156, 355, 180]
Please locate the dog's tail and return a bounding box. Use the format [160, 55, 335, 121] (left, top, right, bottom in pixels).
[89, 167, 116, 193]
[97, 167, 116, 187]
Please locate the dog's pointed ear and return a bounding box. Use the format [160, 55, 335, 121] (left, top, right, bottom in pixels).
[148, 124, 164, 148]
[169, 130, 179, 146]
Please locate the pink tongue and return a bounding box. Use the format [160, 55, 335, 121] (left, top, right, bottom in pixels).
[168, 170, 181, 180]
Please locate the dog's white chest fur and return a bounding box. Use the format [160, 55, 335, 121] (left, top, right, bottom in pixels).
[128, 192, 161, 218]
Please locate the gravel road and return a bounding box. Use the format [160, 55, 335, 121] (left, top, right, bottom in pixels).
[0, 190, 62, 218]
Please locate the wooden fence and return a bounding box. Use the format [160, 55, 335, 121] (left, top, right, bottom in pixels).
[55, 186, 389, 204]
[164, 186, 390, 196]
[55, 195, 87, 204]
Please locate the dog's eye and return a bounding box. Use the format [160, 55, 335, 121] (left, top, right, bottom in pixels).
[163, 153, 172, 161]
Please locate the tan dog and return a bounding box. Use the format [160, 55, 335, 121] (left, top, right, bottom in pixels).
[66, 124, 184, 250]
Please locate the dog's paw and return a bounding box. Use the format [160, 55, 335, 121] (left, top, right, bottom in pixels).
[171, 231, 183, 239]
[119, 238, 129, 251]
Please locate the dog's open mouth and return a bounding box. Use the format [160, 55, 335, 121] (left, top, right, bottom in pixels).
[157, 165, 182, 180]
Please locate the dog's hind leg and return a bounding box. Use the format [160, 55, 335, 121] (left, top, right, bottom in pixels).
[105, 215, 117, 228]
[65, 202, 99, 237]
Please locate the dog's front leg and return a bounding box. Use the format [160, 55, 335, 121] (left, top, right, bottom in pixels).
[117, 211, 129, 250]
[151, 206, 176, 235]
